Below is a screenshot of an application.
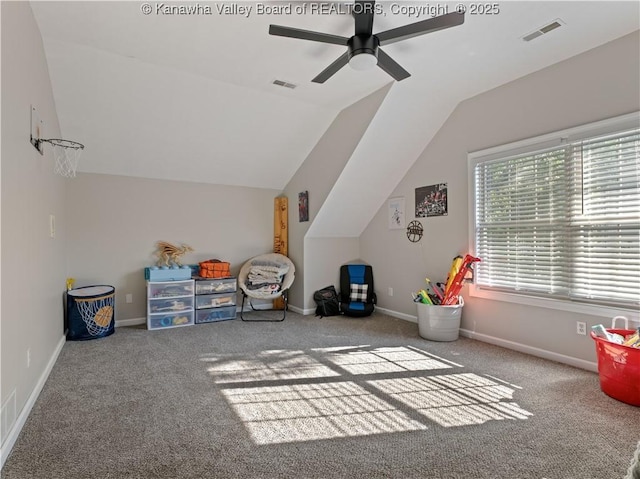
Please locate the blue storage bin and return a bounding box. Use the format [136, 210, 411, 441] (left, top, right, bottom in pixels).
[144, 265, 193, 282]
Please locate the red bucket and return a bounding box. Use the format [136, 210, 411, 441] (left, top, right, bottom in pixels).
[591, 324, 640, 407]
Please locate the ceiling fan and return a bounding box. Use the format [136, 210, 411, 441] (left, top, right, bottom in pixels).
[269, 1, 465, 83]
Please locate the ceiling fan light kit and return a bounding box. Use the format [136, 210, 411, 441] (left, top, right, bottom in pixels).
[349, 53, 378, 71]
[269, 1, 465, 83]
[348, 35, 379, 70]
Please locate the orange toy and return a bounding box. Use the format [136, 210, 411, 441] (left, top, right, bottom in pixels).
[443, 254, 481, 305]
[199, 259, 231, 279]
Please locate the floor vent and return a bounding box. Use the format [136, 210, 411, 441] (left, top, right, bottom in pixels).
[272, 79, 297, 89]
[523, 19, 564, 42]
[1, 390, 16, 446]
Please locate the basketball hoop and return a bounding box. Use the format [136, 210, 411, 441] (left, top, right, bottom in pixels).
[38, 138, 84, 178]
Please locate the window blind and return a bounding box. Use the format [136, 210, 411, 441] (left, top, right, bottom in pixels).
[474, 127, 640, 307]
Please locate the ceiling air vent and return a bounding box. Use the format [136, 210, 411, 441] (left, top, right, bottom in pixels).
[522, 19, 564, 42]
[272, 79, 297, 89]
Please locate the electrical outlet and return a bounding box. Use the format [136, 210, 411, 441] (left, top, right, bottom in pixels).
[125, 294, 133, 304]
[27, 348, 31, 368]
[49, 214, 55, 238]
[576, 321, 587, 335]
[388, 287, 393, 296]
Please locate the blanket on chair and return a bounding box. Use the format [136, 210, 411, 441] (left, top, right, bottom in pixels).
[246, 260, 290, 294]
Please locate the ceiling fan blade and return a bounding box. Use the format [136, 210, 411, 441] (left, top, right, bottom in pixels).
[312, 52, 350, 83]
[376, 11, 465, 46]
[353, 1, 374, 36]
[377, 49, 410, 81]
[269, 25, 349, 46]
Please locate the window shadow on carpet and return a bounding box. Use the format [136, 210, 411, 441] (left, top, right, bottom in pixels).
[200, 345, 532, 445]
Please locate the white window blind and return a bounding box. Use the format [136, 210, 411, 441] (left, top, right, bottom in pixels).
[474, 125, 640, 308]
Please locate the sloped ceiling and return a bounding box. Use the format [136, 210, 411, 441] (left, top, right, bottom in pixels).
[30, 1, 639, 234]
[30, 0, 397, 188]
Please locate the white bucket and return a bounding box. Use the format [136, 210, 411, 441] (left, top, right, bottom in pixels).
[416, 297, 463, 342]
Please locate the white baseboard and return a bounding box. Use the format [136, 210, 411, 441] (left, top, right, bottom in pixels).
[115, 317, 145, 327]
[114, 306, 314, 326]
[375, 307, 417, 323]
[288, 305, 315, 315]
[1, 335, 66, 469]
[459, 328, 598, 372]
[377, 307, 598, 373]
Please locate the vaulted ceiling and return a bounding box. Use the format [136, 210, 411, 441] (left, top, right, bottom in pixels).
[30, 1, 639, 235]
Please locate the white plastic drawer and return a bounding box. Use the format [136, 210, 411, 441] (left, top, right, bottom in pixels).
[148, 311, 194, 330]
[195, 278, 237, 295]
[195, 306, 236, 324]
[195, 293, 237, 310]
[149, 296, 194, 313]
[148, 280, 194, 299]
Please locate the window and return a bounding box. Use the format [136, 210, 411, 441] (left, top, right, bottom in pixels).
[470, 114, 639, 310]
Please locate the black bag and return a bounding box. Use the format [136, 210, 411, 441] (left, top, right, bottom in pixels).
[314, 285, 341, 317]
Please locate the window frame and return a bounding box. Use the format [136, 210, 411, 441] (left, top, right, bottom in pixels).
[467, 112, 640, 319]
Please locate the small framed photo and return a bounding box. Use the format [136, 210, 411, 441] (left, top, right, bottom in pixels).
[298, 191, 309, 222]
[388, 197, 405, 229]
[416, 183, 448, 217]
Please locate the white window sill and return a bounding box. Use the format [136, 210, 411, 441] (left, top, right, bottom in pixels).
[469, 284, 640, 323]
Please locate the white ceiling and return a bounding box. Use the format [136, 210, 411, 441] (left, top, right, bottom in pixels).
[30, 1, 639, 234]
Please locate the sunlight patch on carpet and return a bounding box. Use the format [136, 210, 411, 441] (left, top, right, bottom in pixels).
[368, 373, 533, 427]
[221, 381, 427, 444]
[321, 345, 454, 375]
[209, 345, 531, 444]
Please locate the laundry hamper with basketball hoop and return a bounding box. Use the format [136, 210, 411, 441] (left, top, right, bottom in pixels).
[66, 285, 115, 340]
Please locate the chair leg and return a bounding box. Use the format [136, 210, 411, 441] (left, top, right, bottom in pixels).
[240, 291, 287, 322]
[240, 292, 247, 321]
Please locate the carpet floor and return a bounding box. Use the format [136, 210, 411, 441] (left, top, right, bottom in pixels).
[2, 311, 639, 479]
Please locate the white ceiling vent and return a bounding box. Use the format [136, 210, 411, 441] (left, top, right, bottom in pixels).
[522, 19, 564, 42]
[272, 79, 297, 89]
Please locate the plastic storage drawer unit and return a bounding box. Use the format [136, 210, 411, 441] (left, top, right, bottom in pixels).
[149, 296, 194, 313]
[147, 279, 195, 331]
[196, 305, 236, 324]
[194, 276, 237, 325]
[195, 292, 236, 310]
[149, 280, 194, 299]
[148, 311, 194, 330]
[195, 277, 237, 295]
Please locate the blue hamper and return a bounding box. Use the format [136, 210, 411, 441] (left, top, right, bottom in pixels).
[67, 285, 115, 340]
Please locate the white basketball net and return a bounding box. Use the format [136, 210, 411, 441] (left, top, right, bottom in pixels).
[76, 293, 115, 336]
[53, 145, 82, 178]
[43, 139, 84, 178]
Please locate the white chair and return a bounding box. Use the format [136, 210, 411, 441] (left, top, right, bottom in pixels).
[238, 253, 295, 322]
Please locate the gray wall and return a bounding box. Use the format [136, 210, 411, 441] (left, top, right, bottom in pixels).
[360, 31, 640, 365]
[304, 237, 360, 310]
[1, 1, 66, 450]
[66, 173, 280, 320]
[282, 84, 391, 311]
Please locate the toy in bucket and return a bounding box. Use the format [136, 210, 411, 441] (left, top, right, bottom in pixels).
[442, 254, 480, 305]
[590, 316, 640, 406]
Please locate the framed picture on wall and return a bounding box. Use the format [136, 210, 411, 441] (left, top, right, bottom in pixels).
[299, 191, 309, 222]
[416, 183, 448, 217]
[388, 197, 405, 229]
